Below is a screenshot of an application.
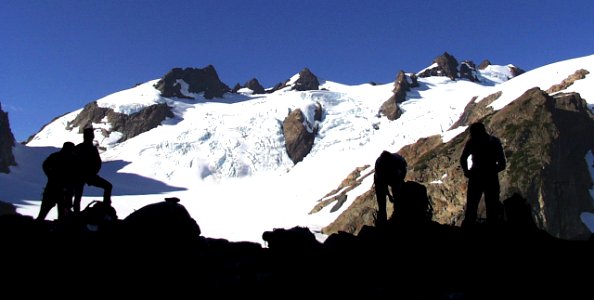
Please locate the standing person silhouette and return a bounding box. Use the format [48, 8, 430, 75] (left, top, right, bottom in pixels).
[374, 150, 407, 227]
[460, 122, 506, 227]
[73, 128, 112, 213]
[36, 142, 77, 221]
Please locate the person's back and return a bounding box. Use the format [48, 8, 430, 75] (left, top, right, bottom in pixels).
[37, 142, 77, 220]
[374, 150, 407, 227]
[75, 138, 101, 177]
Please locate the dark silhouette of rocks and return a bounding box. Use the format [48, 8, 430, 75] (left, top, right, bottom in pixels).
[154, 65, 231, 99]
[1, 200, 590, 298]
[283, 103, 322, 164]
[0, 200, 17, 215]
[64, 101, 173, 143]
[0, 102, 16, 173]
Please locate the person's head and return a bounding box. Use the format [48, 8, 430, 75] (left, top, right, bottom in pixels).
[61, 141, 75, 152]
[83, 128, 95, 143]
[469, 122, 488, 140]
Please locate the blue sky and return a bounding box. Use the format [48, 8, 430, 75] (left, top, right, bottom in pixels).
[1, 0, 594, 142]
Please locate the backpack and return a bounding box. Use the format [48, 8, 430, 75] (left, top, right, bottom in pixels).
[391, 181, 433, 224]
[81, 200, 118, 231]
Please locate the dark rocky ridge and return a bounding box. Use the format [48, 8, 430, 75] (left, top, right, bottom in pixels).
[231, 78, 266, 94]
[154, 65, 231, 99]
[0, 103, 16, 173]
[66, 101, 173, 143]
[0, 201, 590, 298]
[267, 67, 321, 93]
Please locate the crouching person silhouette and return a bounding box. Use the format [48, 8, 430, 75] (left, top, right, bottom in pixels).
[374, 150, 407, 227]
[73, 128, 112, 213]
[37, 142, 77, 221]
[460, 122, 506, 227]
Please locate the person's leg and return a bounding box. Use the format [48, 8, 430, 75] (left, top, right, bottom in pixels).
[484, 174, 502, 225]
[463, 176, 482, 227]
[36, 184, 57, 221]
[73, 181, 85, 213]
[56, 186, 73, 220]
[86, 175, 112, 204]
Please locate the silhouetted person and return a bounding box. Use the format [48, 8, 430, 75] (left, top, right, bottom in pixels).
[460, 122, 506, 227]
[37, 142, 76, 221]
[374, 150, 407, 227]
[73, 128, 112, 213]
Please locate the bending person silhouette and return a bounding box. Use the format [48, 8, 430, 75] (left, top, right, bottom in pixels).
[73, 128, 112, 213]
[37, 142, 77, 221]
[460, 122, 506, 227]
[374, 150, 407, 227]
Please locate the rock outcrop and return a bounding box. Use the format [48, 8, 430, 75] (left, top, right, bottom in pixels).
[292, 68, 320, 91]
[418, 52, 459, 80]
[0, 103, 16, 173]
[232, 78, 266, 94]
[283, 103, 322, 164]
[67, 101, 173, 143]
[154, 65, 230, 99]
[378, 71, 410, 121]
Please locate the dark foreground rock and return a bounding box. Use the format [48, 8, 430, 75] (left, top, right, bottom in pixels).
[1, 211, 591, 298]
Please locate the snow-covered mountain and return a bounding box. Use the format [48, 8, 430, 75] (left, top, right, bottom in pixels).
[2, 53, 594, 244]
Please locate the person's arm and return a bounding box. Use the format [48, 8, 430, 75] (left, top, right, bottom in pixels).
[460, 141, 471, 178]
[494, 138, 506, 172]
[375, 176, 388, 227]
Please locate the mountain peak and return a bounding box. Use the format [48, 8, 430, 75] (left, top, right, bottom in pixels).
[153, 65, 230, 99]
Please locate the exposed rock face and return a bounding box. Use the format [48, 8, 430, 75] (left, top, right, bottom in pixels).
[292, 68, 320, 91]
[448, 91, 501, 130]
[379, 71, 409, 120]
[459, 60, 479, 82]
[67, 102, 174, 143]
[546, 69, 589, 94]
[231, 78, 266, 94]
[244, 78, 266, 94]
[320, 87, 594, 240]
[479, 59, 492, 70]
[154, 65, 230, 99]
[267, 81, 288, 94]
[509, 65, 526, 77]
[418, 52, 459, 80]
[283, 103, 322, 164]
[0, 103, 16, 173]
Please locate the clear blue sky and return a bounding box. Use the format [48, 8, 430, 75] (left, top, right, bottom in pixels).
[2, 0, 593, 142]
